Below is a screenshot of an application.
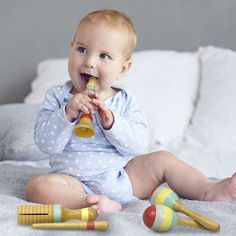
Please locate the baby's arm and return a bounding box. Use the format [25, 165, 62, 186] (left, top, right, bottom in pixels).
[34, 87, 96, 154]
[34, 87, 75, 154]
[98, 92, 149, 156]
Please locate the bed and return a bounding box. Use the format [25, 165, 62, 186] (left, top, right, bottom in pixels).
[1, 1, 236, 236]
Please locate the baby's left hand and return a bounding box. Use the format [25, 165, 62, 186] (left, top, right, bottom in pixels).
[92, 94, 114, 129]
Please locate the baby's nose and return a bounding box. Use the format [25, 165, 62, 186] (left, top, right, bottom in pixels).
[84, 56, 96, 68]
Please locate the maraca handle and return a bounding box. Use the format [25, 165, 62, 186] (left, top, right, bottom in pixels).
[175, 203, 220, 232]
[178, 217, 206, 230]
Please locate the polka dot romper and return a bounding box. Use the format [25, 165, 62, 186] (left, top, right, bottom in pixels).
[34, 81, 149, 203]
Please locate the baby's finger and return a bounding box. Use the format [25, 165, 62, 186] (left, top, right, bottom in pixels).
[93, 99, 107, 112]
[84, 90, 96, 98]
[78, 103, 90, 114]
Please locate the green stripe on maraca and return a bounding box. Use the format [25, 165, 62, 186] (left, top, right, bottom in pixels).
[150, 187, 178, 208]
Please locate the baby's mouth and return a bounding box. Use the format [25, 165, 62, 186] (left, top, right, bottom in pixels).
[80, 73, 92, 83]
[80, 73, 98, 83]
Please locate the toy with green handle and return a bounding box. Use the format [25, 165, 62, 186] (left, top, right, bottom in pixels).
[143, 204, 206, 232]
[18, 204, 97, 225]
[150, 187, 220, 232]
[73, 76, 97, 138]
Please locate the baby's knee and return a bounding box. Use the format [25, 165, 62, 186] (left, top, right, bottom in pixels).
[25, 175, 50, 202]
[150, 150, 178, 163]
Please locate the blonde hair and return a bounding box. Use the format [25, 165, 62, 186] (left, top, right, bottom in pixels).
[75, 9, 137, 59]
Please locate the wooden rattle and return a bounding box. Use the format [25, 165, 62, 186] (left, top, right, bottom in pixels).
[143, 204, 205, 232]
[73, 76, 97, 138]
[18, 204, 97, 225]
[32, 221, 108, 231]
[150, 187, 220, 232]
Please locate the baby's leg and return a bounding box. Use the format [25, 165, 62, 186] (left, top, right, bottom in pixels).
[25, 173, 123, 213]
[25, 173, 88, 209]
[125, 151, 236, 202]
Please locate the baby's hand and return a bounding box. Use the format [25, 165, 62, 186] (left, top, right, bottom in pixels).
[66, 90, 97, 122]
[92, 94, 114, 129]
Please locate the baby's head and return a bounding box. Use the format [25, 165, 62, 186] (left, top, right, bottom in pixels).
[73, 9, 137, 60]
[69, 10, 136, 95]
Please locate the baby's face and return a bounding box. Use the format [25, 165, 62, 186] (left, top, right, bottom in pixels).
[68, 22, 131, 96]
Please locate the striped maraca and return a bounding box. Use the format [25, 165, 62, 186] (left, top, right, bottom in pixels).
[150, 187, 220, 232]
[143, 204, 205, 232]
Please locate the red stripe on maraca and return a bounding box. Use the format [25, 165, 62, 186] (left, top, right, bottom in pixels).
[87, 221, 95, 230]
[143, 205, 156, 228]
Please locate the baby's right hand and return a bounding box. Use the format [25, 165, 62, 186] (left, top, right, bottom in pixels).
[65, 90, 97, 122]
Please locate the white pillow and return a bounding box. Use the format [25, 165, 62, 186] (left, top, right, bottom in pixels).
[183, 46, 236, 149]
[118, 50, 199, 146]
[0, 104, 48, 161]
[24, 59, 69, 104]
[24, 50, 199, 146]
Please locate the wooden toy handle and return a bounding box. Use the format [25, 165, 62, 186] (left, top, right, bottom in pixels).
[32, 221, 108, 230]
[178, 217, 206, 230]
[78, 76, 96, 120]
[61, 207, 97, 222]
[86, 76, 97, 92]
[174, 202, 220, 232]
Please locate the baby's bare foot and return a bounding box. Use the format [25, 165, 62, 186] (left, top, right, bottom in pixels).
[85, 195, 122, 214]
[86, 195, 122, 214]
[207, 173, 236, 202]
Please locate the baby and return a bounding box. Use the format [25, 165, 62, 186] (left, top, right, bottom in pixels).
[25, 9, 236, 214]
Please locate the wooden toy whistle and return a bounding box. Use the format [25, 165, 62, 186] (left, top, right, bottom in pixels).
[73, 76, 97, 138]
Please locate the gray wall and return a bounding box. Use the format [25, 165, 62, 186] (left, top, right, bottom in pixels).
[0, 0, 236, 104]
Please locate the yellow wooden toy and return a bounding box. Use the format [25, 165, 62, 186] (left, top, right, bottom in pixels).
[150, 187, 220, 232]
[143, 204, 205, 232]
[32, 221, 108, 230]
[73, 76, 97, 138]
[17, 204, 97, 225]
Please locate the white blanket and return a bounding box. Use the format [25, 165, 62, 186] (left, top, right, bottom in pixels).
[0, 164, 235, 236]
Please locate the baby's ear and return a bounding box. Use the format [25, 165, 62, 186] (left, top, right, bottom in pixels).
[117, 60, 132, 80]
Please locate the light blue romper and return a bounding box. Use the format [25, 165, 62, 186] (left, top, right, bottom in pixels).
[34, 81, 149, 203]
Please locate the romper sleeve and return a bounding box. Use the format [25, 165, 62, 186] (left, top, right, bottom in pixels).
[34, 86, 76, 155]
[102, 91, 149, 156]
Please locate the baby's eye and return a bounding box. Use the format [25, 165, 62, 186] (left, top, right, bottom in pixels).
[77, 47, 87, 54]
[100, 53, 111, 61]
